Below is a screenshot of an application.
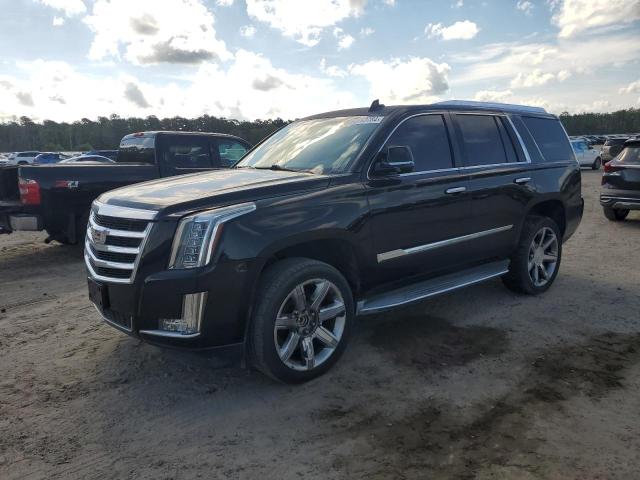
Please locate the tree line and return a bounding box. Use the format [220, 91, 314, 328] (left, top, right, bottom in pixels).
[1, 108, 639, 152]
[0, 115, 289, 152]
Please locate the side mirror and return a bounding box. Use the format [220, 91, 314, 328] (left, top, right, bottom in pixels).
[371, 146, 415, 176]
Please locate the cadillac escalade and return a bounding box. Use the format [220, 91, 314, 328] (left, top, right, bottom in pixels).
[85, 100, 583, 383]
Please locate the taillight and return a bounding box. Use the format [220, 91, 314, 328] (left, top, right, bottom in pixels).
[603, 161, 623, 173]
[18, 177, 41, 205]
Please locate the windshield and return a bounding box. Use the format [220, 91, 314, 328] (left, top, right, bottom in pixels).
[236, 116, 383, 174]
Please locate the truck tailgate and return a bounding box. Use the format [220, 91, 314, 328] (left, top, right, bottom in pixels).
[0, 166, 19, 201]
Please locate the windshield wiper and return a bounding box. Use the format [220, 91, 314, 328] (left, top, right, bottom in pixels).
[253, 164, 314, 174]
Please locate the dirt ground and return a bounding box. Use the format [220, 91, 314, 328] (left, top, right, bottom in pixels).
[1, 171, 639, 480]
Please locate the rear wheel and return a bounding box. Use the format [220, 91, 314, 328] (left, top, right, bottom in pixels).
[249, 258, 353, 383]
[603, 207, 629, 221]
[502, 216, 562, 295]
[592, 157, 601, 170]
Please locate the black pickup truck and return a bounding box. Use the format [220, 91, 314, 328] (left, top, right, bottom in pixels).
[85, 100, 583, 383]
[0, 131, 250, 244]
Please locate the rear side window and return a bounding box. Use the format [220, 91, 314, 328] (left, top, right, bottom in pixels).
[217, 139, 248, 167]
[521, 116, 573, 162]
[385, 114, 453, 172]
[456, 115, 508, 166]
[618, 146, 640, 165]
[162, 137, 212, 169]
[117, 136, 155, 163]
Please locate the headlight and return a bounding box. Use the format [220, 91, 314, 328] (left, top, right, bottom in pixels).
[168, 202, 256, 269]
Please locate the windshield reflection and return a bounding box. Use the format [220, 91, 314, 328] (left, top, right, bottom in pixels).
[237, 116, 383, 174]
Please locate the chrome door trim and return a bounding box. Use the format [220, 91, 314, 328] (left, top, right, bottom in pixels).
[377, 224, 513, 263]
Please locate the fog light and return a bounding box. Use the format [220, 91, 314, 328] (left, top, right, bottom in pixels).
[158, 292, 207, 336]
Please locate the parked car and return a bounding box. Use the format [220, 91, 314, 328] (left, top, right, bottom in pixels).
[59, 155, 115, 164]
[601, 138, 629, 162]
[84, 100, 583, 383]
[600, 138, 640, 221]
[571, 139, 601, 169]
[0, 131, 251, 244]
[85, 150, 118, 161]
[8, 151, 41, 165]
[33, 152, 72, 164]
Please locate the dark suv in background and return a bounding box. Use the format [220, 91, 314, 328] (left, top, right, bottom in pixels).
[85, 100, 583, 383]
[601, 138, 640, 221]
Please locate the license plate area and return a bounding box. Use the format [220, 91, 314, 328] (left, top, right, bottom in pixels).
[88, 278, 110, 311]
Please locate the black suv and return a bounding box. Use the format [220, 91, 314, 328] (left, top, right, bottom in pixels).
[601, 138, 640, 221]
[85, 100, 583, 383]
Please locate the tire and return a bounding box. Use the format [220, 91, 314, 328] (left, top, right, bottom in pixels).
[603, 207, 629, 221]
[248, 258, 354, 383]
[592, 157, 601, 170]
[502, 216, 562, 295]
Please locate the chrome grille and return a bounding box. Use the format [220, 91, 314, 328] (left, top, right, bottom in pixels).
[84, 201, 157, 284]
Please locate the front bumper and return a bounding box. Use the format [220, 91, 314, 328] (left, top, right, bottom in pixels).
[88, 256, 259, 351]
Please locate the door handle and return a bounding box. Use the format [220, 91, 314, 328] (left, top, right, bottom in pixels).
[514, 177, 531, 185]
[445, 186, 467, 194]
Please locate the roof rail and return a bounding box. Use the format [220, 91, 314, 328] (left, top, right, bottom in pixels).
[433, 100, 547, 114]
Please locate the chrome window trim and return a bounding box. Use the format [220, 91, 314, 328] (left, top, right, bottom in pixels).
[92, 201, 158, 220]
[377, 224, 513, 263]
[454, 112, 532, 167]
[367, 112, 456, 180]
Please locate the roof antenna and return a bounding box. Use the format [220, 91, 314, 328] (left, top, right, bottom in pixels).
[369, 99, 385, 112]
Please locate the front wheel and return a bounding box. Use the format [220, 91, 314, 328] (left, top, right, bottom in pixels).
[603, 207, 629, 221]
[592, 157, 601, 170]
[249, 258, 353, 383]
[502, 216, 562, 295]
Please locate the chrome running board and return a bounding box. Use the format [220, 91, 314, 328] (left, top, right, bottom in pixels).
[356, 260, 510, 315]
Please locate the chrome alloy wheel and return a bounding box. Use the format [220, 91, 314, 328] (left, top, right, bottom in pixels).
[528, 226, 559, 287]
[273, 279, 346, 371]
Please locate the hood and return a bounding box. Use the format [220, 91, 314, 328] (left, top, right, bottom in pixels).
[98, 168, 331, 215]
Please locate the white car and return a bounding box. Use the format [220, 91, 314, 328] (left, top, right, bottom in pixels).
[571, 139, 601, 170]
[8, 151, 41, 165]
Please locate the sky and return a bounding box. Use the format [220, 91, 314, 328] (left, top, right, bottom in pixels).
[0, 0, 639, 123]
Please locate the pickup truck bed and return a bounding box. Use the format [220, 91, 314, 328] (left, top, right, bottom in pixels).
[0, 131, 251, 243]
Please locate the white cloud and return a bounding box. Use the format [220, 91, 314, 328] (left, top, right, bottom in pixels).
[453, 0, 464, 8]
[0, 54, 358, 122]
[349, 57, 450, 103]
[240, 25, 257, 38]
[36, 0, 86, 16]
[216, 0, 234, 5]
[619, 79, 640, 94]
[245, 0, 364, 47]
[384, 0, 396, 5]
[84, 0, 231, 65]
[553, 0, 640, 38]
[426, 20, 479, 40]
[516, 0, 534, 15]
[333, 27, 355, 50]
[453, 33, 640, 87]
[360, 27, 375, 37]
[320, 58, 348, 78]
[510, 69, 556, 88]
[473, 89, 513, 102]
[52, 16, 65, 26]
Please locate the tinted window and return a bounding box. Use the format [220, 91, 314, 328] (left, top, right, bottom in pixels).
[496, 117, 519, 163]
[618, 146, 640, 165]
[521, 116, 573, 162]
[456, 115, 507, 166]
[385, 114, 453, 172]
[217, 139, 248, 167]
[162, 137, 211, 169]
[117, 136, 155, 163]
